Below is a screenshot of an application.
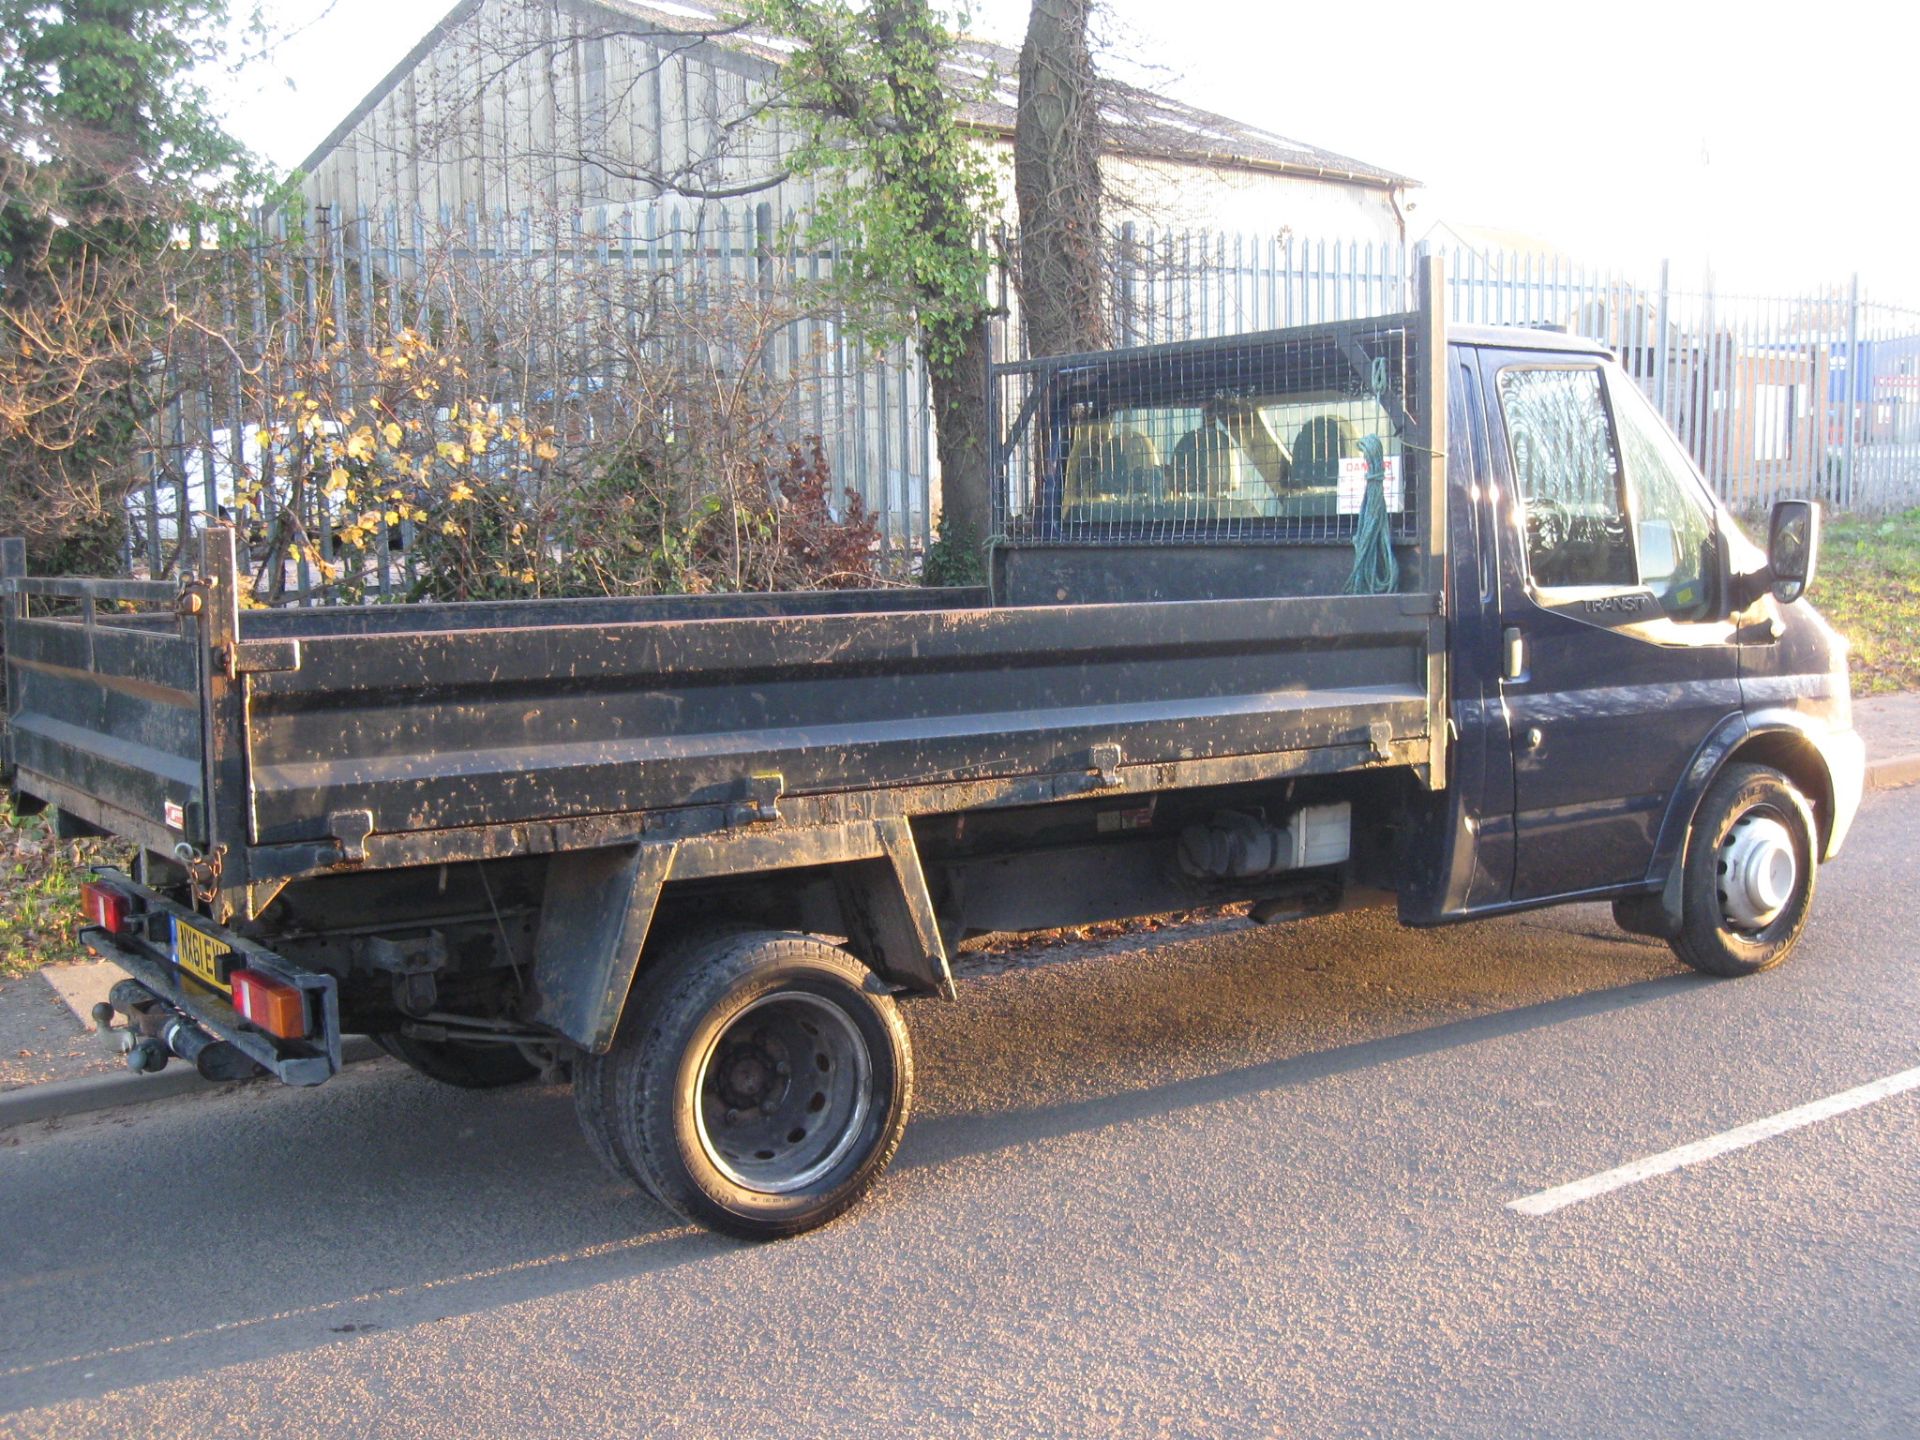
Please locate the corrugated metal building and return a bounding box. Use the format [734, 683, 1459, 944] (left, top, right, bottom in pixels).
[292, 0, 1416, 241]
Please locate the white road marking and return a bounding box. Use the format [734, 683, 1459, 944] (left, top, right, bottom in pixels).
[1508, 1064, 1920, 1217]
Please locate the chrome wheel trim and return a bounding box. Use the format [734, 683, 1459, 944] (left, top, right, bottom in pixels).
[1717, 810, 1799, 932]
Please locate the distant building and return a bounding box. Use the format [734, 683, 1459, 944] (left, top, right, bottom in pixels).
[1416, 220, 1571, 267]
[292, 0, 1416, 242]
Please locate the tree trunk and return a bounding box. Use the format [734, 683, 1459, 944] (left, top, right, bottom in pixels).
[928, 315, 992, 546]
[1015, 0, 1103, 359]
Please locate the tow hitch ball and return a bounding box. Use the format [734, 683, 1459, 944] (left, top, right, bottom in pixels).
[97, 981, 264, 1082]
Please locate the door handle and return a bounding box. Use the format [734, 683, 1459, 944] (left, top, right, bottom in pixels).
[1502, 626, 1527, 681]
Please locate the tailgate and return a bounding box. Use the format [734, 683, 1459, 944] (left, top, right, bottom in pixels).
[2, 544, 209, 852]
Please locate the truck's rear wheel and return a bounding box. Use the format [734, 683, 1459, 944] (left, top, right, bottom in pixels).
[1670, 762, 1818, 978]
[607, 929, 912, 1239]
[572, 923, 764, 1188]
[571, 1050, 636, 1183]
[375, 1033, 540, 1089]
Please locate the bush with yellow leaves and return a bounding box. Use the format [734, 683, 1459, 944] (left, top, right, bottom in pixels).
[234, 299, 887, 602]
[240, 327, 565, 603]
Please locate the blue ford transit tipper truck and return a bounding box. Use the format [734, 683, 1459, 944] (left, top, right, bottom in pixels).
[2, 262, 1861, 1236]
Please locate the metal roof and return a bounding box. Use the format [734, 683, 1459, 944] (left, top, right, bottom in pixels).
[942, 34, 1412, 187]
[297, 0, 1416, 191]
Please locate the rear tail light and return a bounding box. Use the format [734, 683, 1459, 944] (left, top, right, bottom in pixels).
[231, 968, 308, 1040]
[80, 881, 128, 934]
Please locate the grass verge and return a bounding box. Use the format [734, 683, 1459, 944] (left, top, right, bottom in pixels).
[0, 797, 120, 978]
[1815, 507, 1920, 697]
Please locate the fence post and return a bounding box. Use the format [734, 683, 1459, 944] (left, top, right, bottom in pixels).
[2, 535, 21, 729]
[982, 317, 996, 537]
[1842, 272, 1861, 510]
[2, 536, 23, 631]
[1652, 259, 1671, 421]
[754, 202, 775, 388]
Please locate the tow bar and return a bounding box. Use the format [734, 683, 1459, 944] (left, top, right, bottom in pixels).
[96, 979, 266, 1083]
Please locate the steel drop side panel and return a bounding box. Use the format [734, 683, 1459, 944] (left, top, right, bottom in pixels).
[238, 590, 1438, 848]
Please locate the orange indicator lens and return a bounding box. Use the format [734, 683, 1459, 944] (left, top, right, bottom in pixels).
[232, 968, 307, 1039]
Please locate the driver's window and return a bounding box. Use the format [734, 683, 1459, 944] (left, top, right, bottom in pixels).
[1609, 375, 1719, 622]
[1497, 366, 1635, 589]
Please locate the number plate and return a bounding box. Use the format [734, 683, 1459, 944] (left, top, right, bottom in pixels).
[172, 916, 234, 992]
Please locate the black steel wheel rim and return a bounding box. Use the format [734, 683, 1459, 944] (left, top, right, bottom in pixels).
[692, 989, 873, 1195]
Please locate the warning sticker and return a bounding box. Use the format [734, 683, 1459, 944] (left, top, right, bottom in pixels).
[1336, 453, 1404, 515]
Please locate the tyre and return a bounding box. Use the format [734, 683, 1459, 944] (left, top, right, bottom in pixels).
[375, 1032, 541, 1089]
[606, 929, 913, 1240]
[1670, 762, 1818, 978]
[571, 923, 764, 1190]
[571, 1049, 635, 1183]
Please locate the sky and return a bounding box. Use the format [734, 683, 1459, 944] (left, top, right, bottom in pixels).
[216, 0, 1920, 307]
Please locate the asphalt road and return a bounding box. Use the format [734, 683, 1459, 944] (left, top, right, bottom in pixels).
[4, 790, 1917, 1438]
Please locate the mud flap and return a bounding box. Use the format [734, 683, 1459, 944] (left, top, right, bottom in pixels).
[530, 842, 677, 1052]
[834, 818, 954, 999]
[1612, 860, 1686, 940]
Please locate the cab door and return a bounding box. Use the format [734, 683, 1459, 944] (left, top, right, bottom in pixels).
[1480, 349, 1742, 902]
[1446, 352, 1517, 908]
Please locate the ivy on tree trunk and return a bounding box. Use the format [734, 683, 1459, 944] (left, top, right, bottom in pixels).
[738, 0, 998, 556]
[1015, 0, 1104, 360]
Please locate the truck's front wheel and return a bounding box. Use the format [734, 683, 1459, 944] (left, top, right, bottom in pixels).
[607, 929, 913, 1239]
[1671, 762, 1819, 977]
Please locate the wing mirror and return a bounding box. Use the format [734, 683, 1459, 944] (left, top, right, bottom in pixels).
[1767, 499, 1821, 605]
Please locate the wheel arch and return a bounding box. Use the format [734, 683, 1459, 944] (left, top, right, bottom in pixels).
[1724, 725, 1836, 858]
[1657, 712, 1839, 880]
[530, 820, 953, 1055]
[1630, 711, 1840, 940]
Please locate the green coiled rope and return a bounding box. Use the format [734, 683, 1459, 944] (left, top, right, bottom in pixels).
[1343, 433, 1399, 595]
